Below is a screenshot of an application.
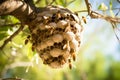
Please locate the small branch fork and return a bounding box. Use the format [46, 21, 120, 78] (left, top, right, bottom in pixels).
[0, 24, 24, 50]
[84, 0, 120, 42]
[84, 0, 120, 23]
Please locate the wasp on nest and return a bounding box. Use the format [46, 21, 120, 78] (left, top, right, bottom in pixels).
[26, 5, 83, 69]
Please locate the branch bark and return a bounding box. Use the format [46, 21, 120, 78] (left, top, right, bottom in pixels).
[0, 0, 34, 24]
[0, 0, 46, 49]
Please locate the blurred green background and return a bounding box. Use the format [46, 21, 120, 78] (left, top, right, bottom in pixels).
[0, 0, 120, 80]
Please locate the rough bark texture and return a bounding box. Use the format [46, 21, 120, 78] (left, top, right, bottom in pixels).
[0, 0, 34, 24]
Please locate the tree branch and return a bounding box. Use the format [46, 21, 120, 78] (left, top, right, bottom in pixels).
[24, 0, 36, 11]
[35, 0, 42, 4]
[84, 0, 120, 43]
[0, 24, 24, 50]
[0, 0, 34, 24]
[85, 0, 91, 15]
[84, 0, 120, 23]
[117, 0, 120, 3]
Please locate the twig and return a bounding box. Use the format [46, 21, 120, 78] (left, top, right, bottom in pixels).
[117, 0, 120, 3]
[115, 8, 120, 16]
[67, 0, 76, 6]
[76, 7, 120, 13]
[84, 0, 120, 43]
[24, 0, 36, 11]
[76, 10, 88, 13]
[48, 0, 56, 5]
[1, 61, 32, 77]
[84, 0, 120, 23]
[111, 23, 120, 43]
[91, 11, 120, 23]
[85, 0, 91, 15]
[0, 24, 24, 50]
[35, 0, 41, 4]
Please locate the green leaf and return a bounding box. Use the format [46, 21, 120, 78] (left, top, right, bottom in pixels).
[98, 4, 102, 10]
[9, 16, 20, 24]
[0, 15, 9, 19]
[56, 0, 67, 7]
[0, 27, 8, 31]
[27, 44, 36, 59]
[109, 0, 114, 17]
[110, 10, 115, 17]
[109, 0, 112, 9]
[0, 26, 12, 31]
[98, 3, 108, 11]
[0, 33, 8, 40]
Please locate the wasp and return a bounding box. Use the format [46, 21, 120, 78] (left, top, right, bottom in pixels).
[70, 49, 76, 61]
[63, 41, 70, 52]
[51, 11, 61, 22]
[24, 35, 30, 45]
[68, 59, 72, 69]
[82, 16, 87, 24]
[32, 43, 35, 51]
[74, 12, 79, 16]
[72, 52, 76, 61]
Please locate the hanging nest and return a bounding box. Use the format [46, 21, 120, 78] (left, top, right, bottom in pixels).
[27, 5, 83, 69]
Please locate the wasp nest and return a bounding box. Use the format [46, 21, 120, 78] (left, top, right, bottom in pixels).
[28, 5, 83, 69]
